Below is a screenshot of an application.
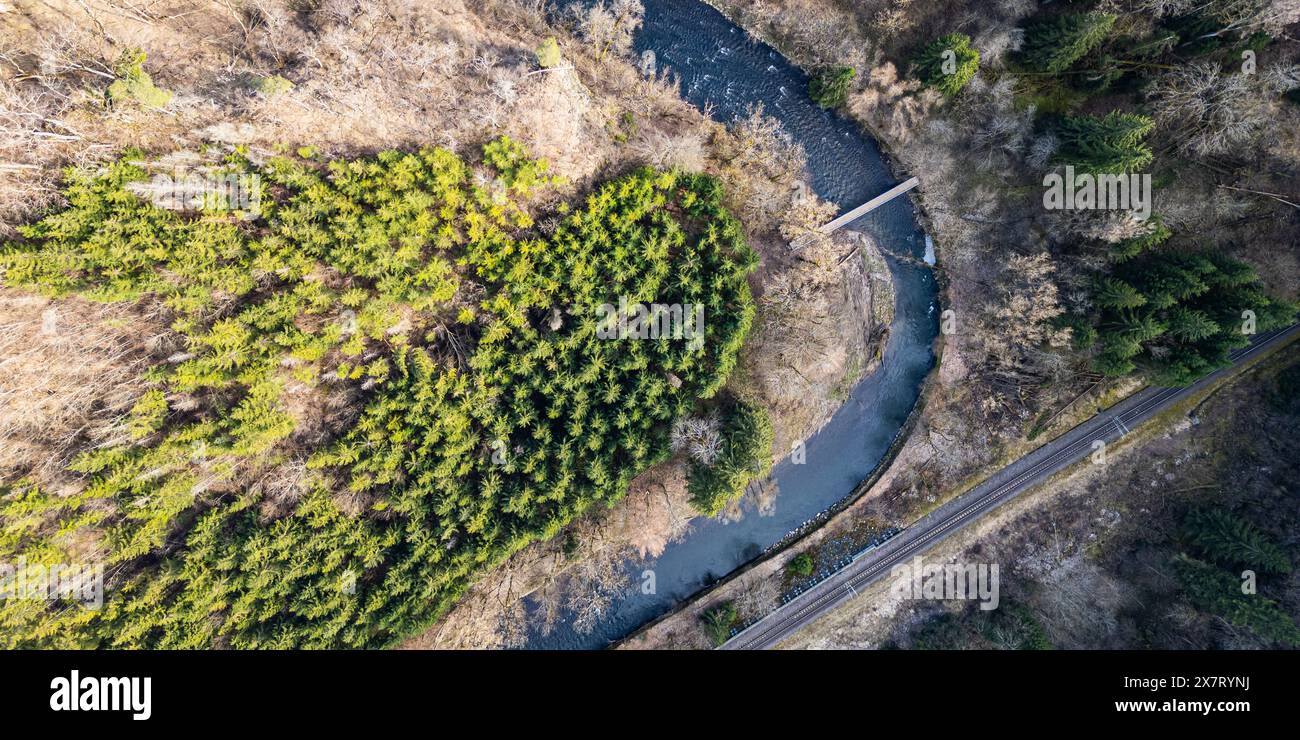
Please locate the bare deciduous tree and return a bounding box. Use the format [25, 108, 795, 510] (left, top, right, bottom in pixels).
[671, 413, 722, 465]
[563, 545, 632, 635]
[577, 0, 644, 63]
[1148, 61, 1270, 158]
[733, 573, 781, 622]
[713, 103, 807, 230]
[632, 128, 708, 170]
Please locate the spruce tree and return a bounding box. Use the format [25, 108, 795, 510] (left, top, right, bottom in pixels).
[914, 33, 980, 97]
[1094, 277, 1147, 310]
[1111, 219, 1170, 262]
[808, 66, 855, 109]
[1184, 508, 1292, 574]
[1056, 111, 1154, 174]
[1166, 307, 1219, 342]
[1020, 12, 1117, 73]
[1173, 555, 1300, 645]
[1088, 249, 1296, 385]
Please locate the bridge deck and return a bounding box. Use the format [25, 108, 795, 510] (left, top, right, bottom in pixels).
[818, 176, 919, 234]
[790, 176, 919, 251]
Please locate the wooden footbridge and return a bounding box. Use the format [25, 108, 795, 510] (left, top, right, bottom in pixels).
[791, 176, 919, 251]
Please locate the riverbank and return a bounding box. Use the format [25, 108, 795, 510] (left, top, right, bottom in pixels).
[782, 333, 1300, 649]
[616, 0, 1293, 650]
[502, 0, 939, 649]
[404, 0, 936, 649]
[0, 0, 912, 650]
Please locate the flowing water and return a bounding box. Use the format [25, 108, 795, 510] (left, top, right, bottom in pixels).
[524, 0, 939, 648]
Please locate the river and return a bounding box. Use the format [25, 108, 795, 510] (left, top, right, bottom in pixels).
[524, 0, 939, 649]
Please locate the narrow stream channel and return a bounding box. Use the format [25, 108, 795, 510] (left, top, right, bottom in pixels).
[524, 0, 939, 649]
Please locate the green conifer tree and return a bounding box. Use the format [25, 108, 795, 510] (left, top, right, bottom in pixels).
[914, 33, 980, 97]
[1019, 13, 1117, 73]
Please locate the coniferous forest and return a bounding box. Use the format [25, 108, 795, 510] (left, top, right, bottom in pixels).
[0, 138, 765, 647]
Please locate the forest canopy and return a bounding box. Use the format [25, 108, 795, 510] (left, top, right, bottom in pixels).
[0, 138, 763, 647]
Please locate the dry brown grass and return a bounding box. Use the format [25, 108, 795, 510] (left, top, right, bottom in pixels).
[0, 288, 171, 491]
[0, 0, 714, 227]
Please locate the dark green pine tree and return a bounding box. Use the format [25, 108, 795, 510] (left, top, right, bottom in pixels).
[1019, 12, 1117, 73]
[686, 396, 774, 516]
[1095, 314, 1146, 377]
[1053, 313, 1098, 350]
[1055, 111, 1154, 174]
[1089, 249, 1295, 385]
[1107, 310, 1167, 346]
[1094, 277, 1147, 310]
[1184, 508, 1292, 575]
[1204, 251, 1259, 287]
[1148, 343, 1223, 386]
[1131, 254, 1211, 309]
[1094, 347, 1138, 377]
[1110, 219, 1170, 262]
[808, 66, 856, 109]
[914, 33, 980, 97]
[1165, 307, 1219, 342]
[1173, 555, 1300, 646]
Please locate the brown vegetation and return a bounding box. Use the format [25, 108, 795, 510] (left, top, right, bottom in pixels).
[0, 289, 169, 491]
[0, 0, 902, 648]
[793, 342, 1300, 649]
[631, 0, 1300, 648]
[708, 0, 1300, 499]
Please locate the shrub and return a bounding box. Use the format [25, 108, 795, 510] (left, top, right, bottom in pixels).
[808, 66, 855, 109]
[914, 33, 979, 97]
[787, 551, 814, 578]
[911, 612, 969, 650]
[105, 48, 173, 108]
[536, 37, 562, 68]
[701, 601, 737, 646]
[251, 74, 295, 98]
[1006, 603, 1053, 650]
